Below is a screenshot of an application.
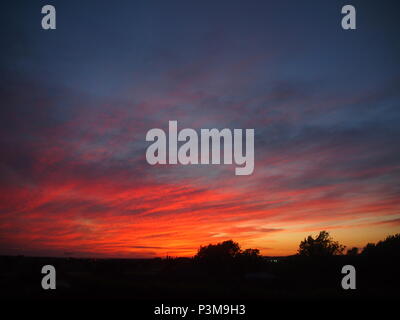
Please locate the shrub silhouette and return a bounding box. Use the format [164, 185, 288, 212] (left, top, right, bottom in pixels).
[298, 231, 345, 257]
[241, 248, 261, 258]
[346, 247, 359, 255]
[361, 233, 400, 257]
[195, 240, 241, 262]
[194, 240, 262, 275]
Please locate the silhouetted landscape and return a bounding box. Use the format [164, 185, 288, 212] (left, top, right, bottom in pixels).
[2, 232, 399, 300]
[1, 3, 400, 317]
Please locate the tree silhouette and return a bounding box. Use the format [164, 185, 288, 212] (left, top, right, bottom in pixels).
[194, 240, 262, 275]
[361, 233, 400, 257]
[298, 231, 345, 257]
[346, 247, 359, 255]
[195, 240, 241, 262]
[241, 248, 261, 258]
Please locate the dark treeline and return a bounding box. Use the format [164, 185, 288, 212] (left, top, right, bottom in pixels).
[0, 232, 399, 300]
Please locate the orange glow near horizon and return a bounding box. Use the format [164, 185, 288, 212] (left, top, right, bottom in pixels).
[1, 168, 399, 258]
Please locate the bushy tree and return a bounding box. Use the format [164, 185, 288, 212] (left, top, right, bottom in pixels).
[362, 234, 400, 257]
[241, 248, 260, 258]
[298, 231, 345, 257]
[195, 240, 241, 261]
[361, 243, 376, 255]
[346, 247, 359, 256]
[194, 241, 262, 261]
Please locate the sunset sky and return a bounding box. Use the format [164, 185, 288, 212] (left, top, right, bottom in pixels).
[0, 0, 399, 258]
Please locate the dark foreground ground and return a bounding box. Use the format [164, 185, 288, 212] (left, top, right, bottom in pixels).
[1, 254, 399, 301]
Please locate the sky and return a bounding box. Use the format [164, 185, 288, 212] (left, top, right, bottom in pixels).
[0, 0, 399, 258]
